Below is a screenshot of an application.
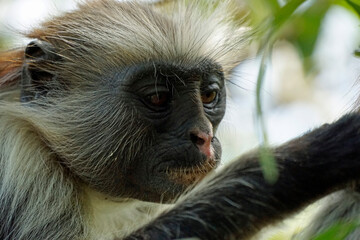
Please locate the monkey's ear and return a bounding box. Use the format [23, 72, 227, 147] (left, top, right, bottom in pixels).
[21, 40, 59, 102]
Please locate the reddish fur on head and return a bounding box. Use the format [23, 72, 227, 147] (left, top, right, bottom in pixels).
[0, 49, 24, 88]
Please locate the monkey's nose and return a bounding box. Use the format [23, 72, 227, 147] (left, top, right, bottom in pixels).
[190, 130, 214, 158]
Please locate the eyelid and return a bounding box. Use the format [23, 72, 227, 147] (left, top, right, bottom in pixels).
[137, 84, 169, 96]
[201, 83, 220, 93]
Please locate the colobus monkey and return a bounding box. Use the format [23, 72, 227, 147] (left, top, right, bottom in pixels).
[1, 1, 360, 240]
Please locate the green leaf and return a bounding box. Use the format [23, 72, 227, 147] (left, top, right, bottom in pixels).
[355, 48, 360, 57]
[277, 0, 330, 72]
[272, 0, 306, 29]
[255, 46, 279, 184]
[346, 0, 360, 16]
[259, 147, 279, 184]
[244, 0, 275, 24]
[312, 222, 358, 240]
[267, 0, 281, 14]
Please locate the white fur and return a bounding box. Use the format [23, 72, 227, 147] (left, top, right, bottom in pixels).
[83, 187, 167, 239]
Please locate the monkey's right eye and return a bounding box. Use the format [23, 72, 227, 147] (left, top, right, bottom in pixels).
[146, 92, 170, 108]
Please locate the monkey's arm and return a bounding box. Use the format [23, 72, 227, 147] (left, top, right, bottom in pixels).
[124, 113, 360, 240]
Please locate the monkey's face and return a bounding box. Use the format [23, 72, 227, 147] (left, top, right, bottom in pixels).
[55, 61, 225, 203]
[76, 61, 225, 202]
[21, 43, 227, 203]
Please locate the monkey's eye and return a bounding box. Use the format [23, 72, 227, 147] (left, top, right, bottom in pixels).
[201, 91, 217, 104]
[147, 92, 170, 107]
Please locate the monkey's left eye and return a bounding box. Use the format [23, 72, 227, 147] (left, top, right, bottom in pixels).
[147, 92, 170, 107]
[201, 91, 217, 104]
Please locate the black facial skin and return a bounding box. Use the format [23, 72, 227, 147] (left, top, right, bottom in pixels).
[113, 61, 226, 202]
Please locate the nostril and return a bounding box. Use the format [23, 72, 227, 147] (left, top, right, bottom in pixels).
[189, 130, 214, 158]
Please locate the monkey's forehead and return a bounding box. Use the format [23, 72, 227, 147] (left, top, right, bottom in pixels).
[26, 0, 249, 75]
[107, 59, 225, 87]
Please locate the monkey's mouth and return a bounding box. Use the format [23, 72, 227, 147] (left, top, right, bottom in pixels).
[158, 159, 217, 186]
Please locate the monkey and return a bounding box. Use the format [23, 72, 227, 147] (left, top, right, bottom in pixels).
[1, 1, 360, 240]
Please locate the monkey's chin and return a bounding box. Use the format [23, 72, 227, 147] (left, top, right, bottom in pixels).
[164, 159, 217, 186]
[127, 158, 219, 203]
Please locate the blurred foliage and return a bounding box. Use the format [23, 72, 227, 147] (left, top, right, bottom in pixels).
[311, 221, 359, 240]
[240, 0, 360, 184]
[245, 0, 359, 71]
[243, 0, 360, 239]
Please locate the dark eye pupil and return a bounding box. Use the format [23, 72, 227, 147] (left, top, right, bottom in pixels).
[201, 91, 217, 104]
[149, 93, 168, 106]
